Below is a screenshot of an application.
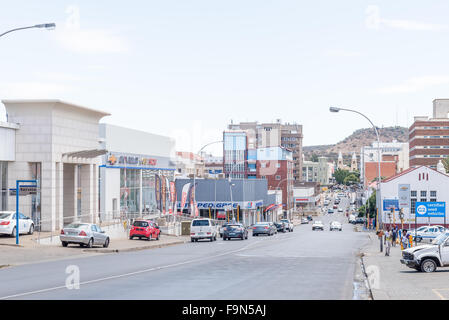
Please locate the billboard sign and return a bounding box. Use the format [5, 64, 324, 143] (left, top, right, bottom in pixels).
[398, 184, 410, 209]
[383, 199, 399, 211]
[415, 202, 446, 218]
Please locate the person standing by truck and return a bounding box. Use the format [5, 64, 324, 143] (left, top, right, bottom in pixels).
[401, 229, 409, 250]
[385, 228, 392, 256]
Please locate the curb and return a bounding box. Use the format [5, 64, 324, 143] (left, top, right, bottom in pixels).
[0, 243, 23, 248]
[83, 239, 187, 253]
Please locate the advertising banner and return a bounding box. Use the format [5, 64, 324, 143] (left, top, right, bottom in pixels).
[398, 184, 410, 209]
[383, 199, 399, 211]
[180, 183, 191, 212]
[415, 202, 446, 218]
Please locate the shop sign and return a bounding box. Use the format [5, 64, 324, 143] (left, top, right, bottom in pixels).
[108, 153, 158, 167]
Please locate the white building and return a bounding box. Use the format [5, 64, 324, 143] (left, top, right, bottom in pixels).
[99, 124, 176, 220]
[0, 121, 18, 211]
[379, 165, 449, 228]
[360, 140, 409, 184]
[3, 100, 109, 231]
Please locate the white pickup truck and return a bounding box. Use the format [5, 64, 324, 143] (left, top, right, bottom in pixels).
[401, 232, 449, 272]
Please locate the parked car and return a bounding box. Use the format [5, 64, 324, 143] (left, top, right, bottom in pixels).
[190, 218, 218, 242]
[401, 232, 449, 272]
[410, 225, 446, 243]
[274, 221, 287, 232]
[60, 223, 110, 248]
[253, 222, 276, 236]
[312, 221, 324, 231]
[327, 209, 334, 214]
[333, 204, 338, 209]
[330, 221, 342, 231]
[223, 223, 248, 240]
[0, 211, 35, 237]
[307, 215, 313, 221]
[355, 217, 365, 224]
[219, 223, 229, 238]
[129, 219, 160, 241]
[338, 208, 343, 213]
[349, 215, 356, 224]
[280, 219, 294, 232]
[269, 221, 278, 234]
[301, 218, 309, 224]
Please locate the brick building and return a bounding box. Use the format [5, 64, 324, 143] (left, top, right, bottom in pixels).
[409, 99, 449, 169]
[364, 160, 397, 187]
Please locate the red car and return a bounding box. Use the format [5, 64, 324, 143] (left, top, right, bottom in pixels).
[129, 220, 160, 241]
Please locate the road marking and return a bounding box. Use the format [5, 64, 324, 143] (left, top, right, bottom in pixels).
[432, 288, 449, 300]
[0, 238, 263, 300]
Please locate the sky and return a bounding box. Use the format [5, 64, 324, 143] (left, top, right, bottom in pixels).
[2, 1, 449, 156]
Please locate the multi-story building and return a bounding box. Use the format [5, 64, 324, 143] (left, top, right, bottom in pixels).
[175, 152, 205, 178]
[227, 120, 303, 181]
[201, 152, 224, 179]
[256, 146, 294, 214]
[301, 156, 333, 185]
[360, 140, 409, 185]
[223, 130, 249, 179]
[409, 99, 449, 169]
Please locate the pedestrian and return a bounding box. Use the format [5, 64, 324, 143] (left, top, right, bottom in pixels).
[385, 228, 391, 256]
[392, 227, 397, 247]
[401, 229, 409, 250]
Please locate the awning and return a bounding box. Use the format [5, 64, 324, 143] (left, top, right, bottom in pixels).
[63, 149, 108, 159]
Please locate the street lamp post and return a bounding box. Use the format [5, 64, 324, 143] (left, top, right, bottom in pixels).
[330, 106, 383, 251]
[0, 23, 56, 38]
[192, 141, 223, 217]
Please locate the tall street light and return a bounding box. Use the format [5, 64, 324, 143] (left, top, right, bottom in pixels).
[192, 140, 223, 217]
[329, 107, 382, 233]
[0, 23, 56, 38]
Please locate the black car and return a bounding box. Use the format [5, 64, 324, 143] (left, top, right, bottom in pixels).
[223, 223, 248, 240]
[355, 217, 365, 224]
[252, 222, 276, 236]
[274, 222, 286, 233]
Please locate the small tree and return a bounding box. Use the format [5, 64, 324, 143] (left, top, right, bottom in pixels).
[443, 156, 449, 173]
[344, 174, 359, 185]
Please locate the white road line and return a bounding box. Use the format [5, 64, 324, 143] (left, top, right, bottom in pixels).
[0, 238, 263, 300]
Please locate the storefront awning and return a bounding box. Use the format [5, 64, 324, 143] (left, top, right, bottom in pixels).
[63, 149, 108, 159]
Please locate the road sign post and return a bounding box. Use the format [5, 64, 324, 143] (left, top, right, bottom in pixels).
[15, 180, 38, 245]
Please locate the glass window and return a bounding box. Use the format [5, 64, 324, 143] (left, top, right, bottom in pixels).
[420, 191, 427, 197]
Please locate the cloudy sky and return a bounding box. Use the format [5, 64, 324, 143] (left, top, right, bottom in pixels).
[1, 1, 449, 155]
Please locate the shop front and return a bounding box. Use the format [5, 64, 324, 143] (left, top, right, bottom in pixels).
[99, 124, 176, 220]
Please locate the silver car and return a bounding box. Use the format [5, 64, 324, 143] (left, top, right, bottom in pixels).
[60, 223, 110, 248]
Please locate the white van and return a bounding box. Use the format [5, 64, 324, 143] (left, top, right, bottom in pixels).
[190, 218, 218, 242]
[349, 214, 356, 224]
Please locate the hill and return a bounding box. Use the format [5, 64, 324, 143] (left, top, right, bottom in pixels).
[303, 126, 408, 163]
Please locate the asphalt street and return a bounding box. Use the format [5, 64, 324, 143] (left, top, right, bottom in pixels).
[0, 194, 369, 300]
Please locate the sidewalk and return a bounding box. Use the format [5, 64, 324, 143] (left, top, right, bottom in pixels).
[0, 233, 189, 268]
[362, 232, 449, 300]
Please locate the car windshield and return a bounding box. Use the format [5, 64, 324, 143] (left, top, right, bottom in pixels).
[192, 220, 210, 226]
[315, 221, 322, 224]
[432, 233, 449, 245]
[65, 223, 88, 229]
[255, 223, 269, 226]
[133, 221, 149, 227]
[0, 213, 12, 219]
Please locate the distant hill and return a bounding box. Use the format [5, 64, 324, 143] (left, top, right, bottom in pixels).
[303, 126, 408, 164]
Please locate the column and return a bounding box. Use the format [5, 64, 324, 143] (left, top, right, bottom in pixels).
[80, 164, 94, 224]
[41, 161, 56, 231]
[139, 169, 143, 217]
[93, 164, 99, 224]
[56, 162, 64, 230]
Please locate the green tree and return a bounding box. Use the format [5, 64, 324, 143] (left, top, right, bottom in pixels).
[358, 190, 377, 218]
[344, 174, 360, 185]
[443, 156, 449, 173]
[333, 169, 350, 184]
[310, 153, 319, 162]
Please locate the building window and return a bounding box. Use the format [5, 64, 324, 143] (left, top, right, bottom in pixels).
[420, 191, 427, 198]
[275, 175, 281, 180]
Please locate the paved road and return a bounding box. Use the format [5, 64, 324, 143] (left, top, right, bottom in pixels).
[0, 195, 368, 300]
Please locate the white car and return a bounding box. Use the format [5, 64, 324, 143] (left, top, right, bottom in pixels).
[330, 221, 342, 231]
[312, 221, 324, 231]
[280, 219, 294, 232]
[338, 208, 343, 213]
[0, 211, 35, 237]
[411, 225, 446, 243]
[190, 218, 218, 242]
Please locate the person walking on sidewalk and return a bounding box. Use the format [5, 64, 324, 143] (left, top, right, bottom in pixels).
[401, 229, 409, 250]
[392, 227, 397, 247]
[385, 228, 391, 256]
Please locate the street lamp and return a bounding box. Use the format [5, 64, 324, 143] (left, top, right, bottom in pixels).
[192, 140, 223, 217]
[0, 23, 56, 38]
[329, 107, 382, 229]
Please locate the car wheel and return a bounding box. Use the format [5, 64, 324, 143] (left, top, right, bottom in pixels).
[157, 233, 160, 240]
[62, 241, 68, 247]
[86, 238, 93, 248]
[129, 236, 134, 240]
[11, 227, 16, 238]
[28, 224, 34, 235]
[421, 259, 437, 273]
[191, 238, 195, 242]
[103, 238, 110, 248]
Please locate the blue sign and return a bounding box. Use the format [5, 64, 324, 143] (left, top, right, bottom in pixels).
[383, 199, 399, 211]
[415, 202, 446, 218]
